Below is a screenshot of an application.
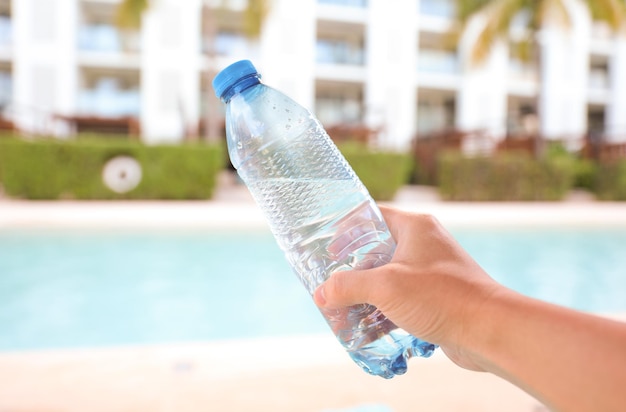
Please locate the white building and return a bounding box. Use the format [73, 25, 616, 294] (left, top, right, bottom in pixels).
[1, 0, 625, 148]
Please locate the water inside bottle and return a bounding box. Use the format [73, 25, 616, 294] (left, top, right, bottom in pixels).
[246, 177, 436, 377]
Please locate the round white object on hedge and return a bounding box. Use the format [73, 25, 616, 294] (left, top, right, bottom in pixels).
[102, 156, 143, 193]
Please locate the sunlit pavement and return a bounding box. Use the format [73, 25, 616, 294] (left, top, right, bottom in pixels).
[1, 173, 625, 230]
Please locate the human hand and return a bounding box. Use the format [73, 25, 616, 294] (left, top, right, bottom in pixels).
[314, 206, 626, 411]
[313, 205, 504, 371]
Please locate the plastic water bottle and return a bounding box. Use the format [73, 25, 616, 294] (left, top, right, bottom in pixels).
[212, 60, 436, 378]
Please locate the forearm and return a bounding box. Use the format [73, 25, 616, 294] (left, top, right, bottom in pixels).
[470, 289, 626, 412]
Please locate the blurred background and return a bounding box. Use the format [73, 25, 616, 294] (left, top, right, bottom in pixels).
[0, 0, 626, 201]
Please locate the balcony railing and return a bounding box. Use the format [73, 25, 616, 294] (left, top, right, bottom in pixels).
[418, 49, 458, 74]
[78, 25, 140, 53]
[589, 69, 610, 90]
[508, 59, 537, 82]
[318, 0, 367, 8]
[316, 98, 362, 126]
[316, 40, 365, 65]
[419, 0, 455, 18]
[0, 15, 11, 47]
[207, 31, 247, 55]
[78, 79, 140, 117]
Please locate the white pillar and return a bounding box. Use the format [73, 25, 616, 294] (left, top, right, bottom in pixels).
[258, 0, 316, 112]
[12, 0, 78, 136]
[141, 0, 201, 143]
[457, 14, 508, 140]
[540, 0, 590, 144]
[365, 0, 418, 150]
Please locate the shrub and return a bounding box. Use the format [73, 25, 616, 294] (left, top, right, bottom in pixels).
[571, 158, 598, 191]
[339, 143, 412, 201]
[0, 136, 223, 200]
[438, 151, 575, 201]
[593, 160, 626, 201]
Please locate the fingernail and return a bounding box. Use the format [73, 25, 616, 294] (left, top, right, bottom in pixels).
[315, 285, 327, 306]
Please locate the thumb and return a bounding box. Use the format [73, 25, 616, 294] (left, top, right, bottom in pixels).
[313, 269, 374, 309]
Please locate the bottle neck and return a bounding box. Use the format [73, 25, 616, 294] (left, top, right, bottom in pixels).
[220, 75, 261, 103]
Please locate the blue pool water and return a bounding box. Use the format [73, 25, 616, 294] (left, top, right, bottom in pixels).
[0, 227, 625, 351]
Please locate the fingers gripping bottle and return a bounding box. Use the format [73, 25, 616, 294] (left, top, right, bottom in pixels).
[213, 60, 436, 378]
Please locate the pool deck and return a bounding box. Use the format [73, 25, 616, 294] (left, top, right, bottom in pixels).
[1, 178, 625, 412]
[2, 178, 626, 230]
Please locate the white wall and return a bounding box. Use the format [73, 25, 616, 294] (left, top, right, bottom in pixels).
[366, 0, 418, 150]
[12, 0, 78, 135]
[540, 0, 590, 142]
[258, 0, 316, 112]
[141, 0, 201, 143]
[456, 13, 508, 139]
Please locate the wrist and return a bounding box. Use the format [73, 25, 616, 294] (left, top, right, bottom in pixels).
[455, 285, 522, 374]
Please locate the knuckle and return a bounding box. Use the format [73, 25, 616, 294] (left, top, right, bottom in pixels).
[373, 264, 401, 300]
[330, 271, 352, 300]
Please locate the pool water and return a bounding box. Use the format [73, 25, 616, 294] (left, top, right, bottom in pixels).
[0, 227, 625, 351]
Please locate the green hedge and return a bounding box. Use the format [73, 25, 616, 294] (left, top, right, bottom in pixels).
[339, 143, 412, 201]
[593, 160, 626, 201]
[438, 151, 574, 201]
[0, 137, 223, 200]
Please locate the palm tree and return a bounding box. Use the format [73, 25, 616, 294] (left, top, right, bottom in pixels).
[115, 0, 149, 30]
[454, 0, 626, 157]
[115, 0, 269, 142]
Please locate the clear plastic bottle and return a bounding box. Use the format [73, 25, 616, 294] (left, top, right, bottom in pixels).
[213, 60, 436, 378]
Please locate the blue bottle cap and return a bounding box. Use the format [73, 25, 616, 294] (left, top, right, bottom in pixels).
[212, 60, 260, 99]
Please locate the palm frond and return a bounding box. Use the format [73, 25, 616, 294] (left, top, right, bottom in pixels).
[470, 0, 526, 64]
[242, 0, 270, 38]
[585, 0, 626, 31]
[455, 0, 493, 23]
[115, 0, 149, 30]
[536, 0, 571, 30]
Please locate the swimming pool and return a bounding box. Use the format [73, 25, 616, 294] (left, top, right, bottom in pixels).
[0, 227, 625, 351]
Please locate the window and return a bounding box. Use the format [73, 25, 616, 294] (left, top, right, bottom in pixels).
[318, 0, 367, 8]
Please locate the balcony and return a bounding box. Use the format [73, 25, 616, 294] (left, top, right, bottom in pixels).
[416, 91, 456, 134]
[316, 39, 365, 66]
[589, 69, 609, 90]
[78, 0, 140, 66]
[417, 30, 460, 90]
[418, 0, 456, 33]
[78, 72, 140, 118]
[200, 6, 260, 68]
[317, 0, 368, 24]
[78, 24, 140, 54]
[590, 21, 613, 55]
[418, 0, 455, 18]
[0, 0, 11, 59]
[0, 15, 10, 48]
[588, 57, 610, 105]
[418, 49, 458, 74]
[588, 71, 610, 105]
[202, 30, 258, 60]
[318, 0, 367, 7]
